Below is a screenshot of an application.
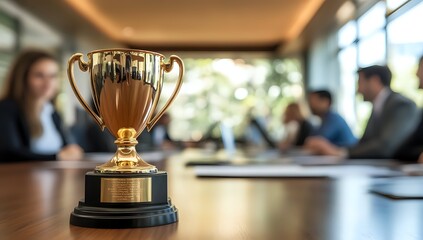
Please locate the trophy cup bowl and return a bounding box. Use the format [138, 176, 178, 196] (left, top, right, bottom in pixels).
[67, 49, 183, 228]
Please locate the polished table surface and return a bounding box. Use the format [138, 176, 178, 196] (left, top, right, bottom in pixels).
[1, 152, 423, 240]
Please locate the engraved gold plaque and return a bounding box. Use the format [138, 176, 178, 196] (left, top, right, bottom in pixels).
[100, 177, 152, 203]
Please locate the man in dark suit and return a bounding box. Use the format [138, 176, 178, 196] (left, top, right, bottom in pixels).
[305, 65, 419, 159]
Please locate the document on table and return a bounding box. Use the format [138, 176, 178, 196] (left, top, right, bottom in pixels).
[370, 176, 423, 199]
[400, 164, 423, 176]
[194, 165, 401, 178]
[289, 155, 343, 165]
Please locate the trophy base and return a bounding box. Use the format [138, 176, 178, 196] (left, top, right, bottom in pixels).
[70, 171, 178, 228]
[70, 199, 178, 228]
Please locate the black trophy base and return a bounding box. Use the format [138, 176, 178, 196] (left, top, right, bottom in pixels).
[70, 171, 178, 228]
[70, 199, 178, 228]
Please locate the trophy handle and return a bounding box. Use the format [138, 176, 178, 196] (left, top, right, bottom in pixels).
[146, 55, 184, 131]
[67, 53, 105, 130]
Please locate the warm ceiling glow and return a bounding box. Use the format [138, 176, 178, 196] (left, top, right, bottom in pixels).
[65, 0, 325, 47]
[285, 0, 325, 40]
[65, 0, 121, 41]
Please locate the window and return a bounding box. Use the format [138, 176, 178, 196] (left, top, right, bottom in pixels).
[357, 1, 387, 66]
[0, 11, 18, 88]
[160, 58, 304, 141]
[388, 1, 423, 106]
[357, 1, 386, 38]
[386, 0, 409, 12]
[338, 21, 357, 48]
[338, 45, 360, 132]
[358, 30, 386, 66]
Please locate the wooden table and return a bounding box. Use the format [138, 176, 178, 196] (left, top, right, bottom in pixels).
[1, 154, 423, 240]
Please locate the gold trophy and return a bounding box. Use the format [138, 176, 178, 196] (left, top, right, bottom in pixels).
[67, 49, 183, 228]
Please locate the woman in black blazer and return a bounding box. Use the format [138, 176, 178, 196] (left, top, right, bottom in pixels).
[0, 50, 83, 162]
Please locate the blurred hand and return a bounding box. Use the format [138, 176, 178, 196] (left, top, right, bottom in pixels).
[304, 137, 343, 156]
[57, 144, 83, 161]
[418, 152, 423, 163]
[182, 141, 196, 148]
[278, 141, 291, 152]
[161, 141, 176, 150]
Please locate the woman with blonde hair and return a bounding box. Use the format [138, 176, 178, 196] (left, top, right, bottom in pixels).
[0, 50, 83, 161]
[279, 102, 314, 150]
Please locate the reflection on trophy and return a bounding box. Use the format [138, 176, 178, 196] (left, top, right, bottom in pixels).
[67, 49, 183, 228]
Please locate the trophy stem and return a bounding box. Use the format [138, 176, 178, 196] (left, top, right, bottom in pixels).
[95, 128, 158, 173]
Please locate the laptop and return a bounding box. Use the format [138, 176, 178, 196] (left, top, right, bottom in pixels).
[185, 122, 282, 166]
[185, 123, 243, 166]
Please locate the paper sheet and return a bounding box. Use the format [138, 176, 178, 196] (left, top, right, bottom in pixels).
[400, 164, 423, 175]
[289, 155, 343, 165]
[194, 165, 401, 178]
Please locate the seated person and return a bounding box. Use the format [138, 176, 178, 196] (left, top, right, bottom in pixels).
[307, 90, 357, 147]
[306, 65, 419, 159]
[151, 113, 176, 150]
[84, 117, 116, 152]
[279, 102, 314, 150]
[83, 100, 155, 152]
[0, 50, 83, 162]
[395, 56, 423, 162]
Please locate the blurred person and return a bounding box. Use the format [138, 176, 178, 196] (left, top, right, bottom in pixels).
[81, 100, 117, 152]
[84, 120, 156, 152]
[84, 118, 116, 152]
[82, 100, 155, 152]
[279, 102, 314, 150]
[306, 65, 419, 159]
[152, 113, 175, 149]
[307, 90, 357, 147]
[395, 56, 423, 162]
[0, 50, 83, 162]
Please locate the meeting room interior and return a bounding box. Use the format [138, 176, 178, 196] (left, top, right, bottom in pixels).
[1, 0, 423, 239]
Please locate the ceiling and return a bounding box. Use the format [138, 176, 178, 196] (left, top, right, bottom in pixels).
[66, 0, 324, 50]
[11, 0, 346, 53]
